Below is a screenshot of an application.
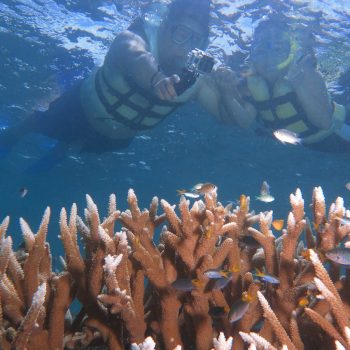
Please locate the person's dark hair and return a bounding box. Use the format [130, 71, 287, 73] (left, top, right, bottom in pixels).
[254, 16, 290, 41]
[166, 0, 211, 37]
[252, 15, 315, 59]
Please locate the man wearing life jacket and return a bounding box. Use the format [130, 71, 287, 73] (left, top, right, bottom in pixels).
[214, 18, 349, 152]
[0, 0, 235, 163]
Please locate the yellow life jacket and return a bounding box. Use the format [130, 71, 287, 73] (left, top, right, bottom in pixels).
[93, 64, 181, 131]
[246, 75, 346, 144]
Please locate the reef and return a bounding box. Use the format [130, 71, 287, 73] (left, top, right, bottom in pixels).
[1, 186, 350, 350]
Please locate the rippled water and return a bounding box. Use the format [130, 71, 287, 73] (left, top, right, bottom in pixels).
[1, 0, 350, 114]
[0, 0, 350, 255]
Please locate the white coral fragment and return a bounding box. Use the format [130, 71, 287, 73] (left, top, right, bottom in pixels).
[344, 326, 350, 345]
[103, 254, 123, 274]
[335, 340, 346, 350]
[116, 230, 128, 246]
[131, 336, 156, 350]
[212, 332, 233, 350]
[260, 210, 273, 227]
[314, 186, 325, 205]
[290, 188, 303, 207]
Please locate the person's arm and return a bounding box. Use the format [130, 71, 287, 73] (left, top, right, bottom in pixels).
[105, 30, 179, 100]
[288, 54, 332, 129]
[196, 66, 256, 128]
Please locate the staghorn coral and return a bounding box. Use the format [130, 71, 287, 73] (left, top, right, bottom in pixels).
[1, 187, 350, 349]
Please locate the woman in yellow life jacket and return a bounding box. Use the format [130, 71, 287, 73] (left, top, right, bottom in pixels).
[0, 0, 235, 170]
[214, 18, 349, 152]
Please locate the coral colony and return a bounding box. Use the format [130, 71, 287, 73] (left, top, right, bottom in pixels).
[1, 186, 350, 350]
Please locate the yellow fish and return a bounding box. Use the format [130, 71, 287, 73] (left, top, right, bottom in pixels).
[297, 296, 309, 308]
[240, 194, 248, 212]
[272, 219, 284, 231]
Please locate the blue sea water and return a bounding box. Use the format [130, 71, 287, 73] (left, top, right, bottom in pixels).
[0, 0, 350, 266]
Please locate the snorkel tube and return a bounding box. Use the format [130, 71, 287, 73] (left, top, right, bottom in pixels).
[276, 36, 298, 71]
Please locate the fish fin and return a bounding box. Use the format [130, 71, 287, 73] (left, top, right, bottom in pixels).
[260, 181, 270, 195]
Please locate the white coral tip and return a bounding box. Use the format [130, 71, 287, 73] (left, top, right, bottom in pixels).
[314, 186, 325, 202]
[116, 231, 128, 245]
[213, 332, 233, 350]
[104, 254, 123, 273]
[335, 340, 346, 350]
[345, 326, 350, 344]
[131, 336, 156, 350]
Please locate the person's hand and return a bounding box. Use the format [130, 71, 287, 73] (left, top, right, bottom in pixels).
[287, 53, 315, 86]
[212, 65, 239, 92]
[212, 65, 243, 102]
[152, 75, 180, 101]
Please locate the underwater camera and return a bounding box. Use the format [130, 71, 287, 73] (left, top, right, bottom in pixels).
[175, 48, 215, 95]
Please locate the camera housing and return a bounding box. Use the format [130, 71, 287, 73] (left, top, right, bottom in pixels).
[175, 49, 215, 95]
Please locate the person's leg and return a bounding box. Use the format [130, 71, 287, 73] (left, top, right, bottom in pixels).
[30, 82, 86, 142]
[0, 81, 85, 156]
[80, 135, 134, 153]
[25, 141, 69, 174]
[0, 116, 35, 155]
[305, 133, 350, 153]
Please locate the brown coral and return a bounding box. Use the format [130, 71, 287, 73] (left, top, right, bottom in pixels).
[0, 186, 350, 350]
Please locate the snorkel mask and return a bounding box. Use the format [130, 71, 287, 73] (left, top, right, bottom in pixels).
[251, 31, 299, 73]
[143, 2, 169, 27]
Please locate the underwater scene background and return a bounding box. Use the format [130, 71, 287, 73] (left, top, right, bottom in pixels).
[1, 1, 350, 349]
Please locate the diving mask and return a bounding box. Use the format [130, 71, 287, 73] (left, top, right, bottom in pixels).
[171, 24, 206, 48]
[251, 34, 298, 71]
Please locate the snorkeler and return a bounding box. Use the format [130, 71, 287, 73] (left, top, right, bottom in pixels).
[215, 17, 350, 153]
[0, 0, 236, 171]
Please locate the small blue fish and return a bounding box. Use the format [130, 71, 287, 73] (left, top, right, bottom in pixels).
[253, 269, 279, 284]
[209, 306, 229, 318]
[251, 318, 264, 332]
[171, 278, 203, 292]
[213, 275, 232, 290]
[204, 269, 231, 279]
[228, 292, 253, 323]
[325, 247, 350, 266]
